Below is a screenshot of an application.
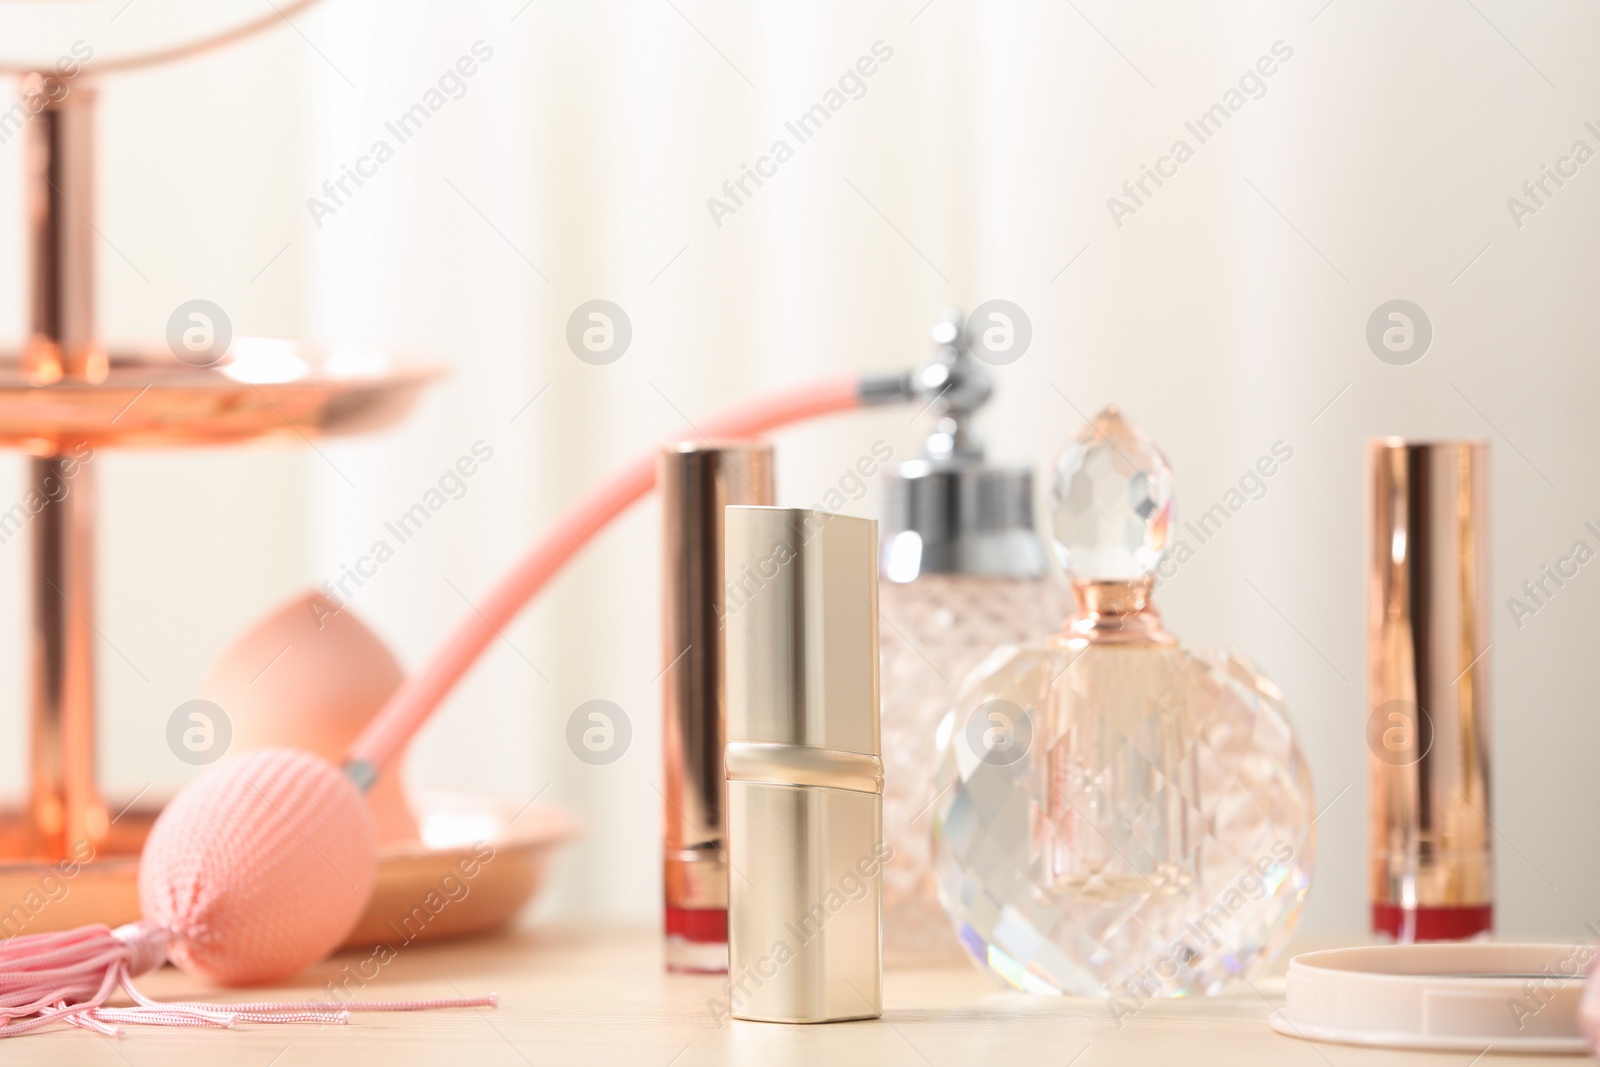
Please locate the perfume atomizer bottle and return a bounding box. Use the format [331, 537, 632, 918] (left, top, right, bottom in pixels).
[1367, 438, 1494, 942]
[877, 308, 1064, 956]
[722, 506, 884, 1024]
[659, 442, 775, 974]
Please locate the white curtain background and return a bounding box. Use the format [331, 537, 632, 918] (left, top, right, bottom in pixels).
[0, 0, 1597, 938]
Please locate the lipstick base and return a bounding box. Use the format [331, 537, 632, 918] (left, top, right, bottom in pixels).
[665, 905, 728, 974]
[1372, 903, 1493, 943]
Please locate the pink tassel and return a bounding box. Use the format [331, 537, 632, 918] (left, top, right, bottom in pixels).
[0, 922, 496, 1038]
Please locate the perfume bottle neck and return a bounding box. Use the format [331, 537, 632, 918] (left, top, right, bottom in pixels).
[1065, 579, 1176, 644]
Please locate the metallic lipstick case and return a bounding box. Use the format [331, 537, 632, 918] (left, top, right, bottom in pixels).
[660, 443, 775, 973]
[723, 507, 884, 1023]
[1367, 439, 1494, 941]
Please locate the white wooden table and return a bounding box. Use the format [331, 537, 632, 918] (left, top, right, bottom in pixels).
[20, 924, 1587, 1065]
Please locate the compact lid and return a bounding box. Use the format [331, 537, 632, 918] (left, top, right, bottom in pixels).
[722, 507, 879, 757]
[1270, 943, 1590, 1053]
[880, 309, 1046, 582]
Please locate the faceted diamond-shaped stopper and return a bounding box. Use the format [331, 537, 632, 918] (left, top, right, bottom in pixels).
[1051, 406, 1174, 581]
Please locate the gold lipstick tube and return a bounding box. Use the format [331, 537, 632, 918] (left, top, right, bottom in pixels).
[1367, 439, 1493, 941]
[660, 443, 774, 973]
[723, 507, 884, 1023]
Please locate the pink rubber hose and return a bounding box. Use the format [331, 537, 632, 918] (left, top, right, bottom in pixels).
[348, 375, 864, 774]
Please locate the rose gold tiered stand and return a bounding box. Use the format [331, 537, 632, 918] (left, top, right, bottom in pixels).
[0, 8, 575, 946]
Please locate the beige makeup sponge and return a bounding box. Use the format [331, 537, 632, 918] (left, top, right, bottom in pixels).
[198, 590, 417, 843]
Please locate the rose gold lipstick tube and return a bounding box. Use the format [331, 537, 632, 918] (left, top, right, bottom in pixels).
[723, 507, 883, 1024]
[660, 442, 774, 973]
[1367, 439, 1493, 942]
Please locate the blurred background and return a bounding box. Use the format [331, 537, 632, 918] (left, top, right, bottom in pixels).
[0, 0, 1595, 941]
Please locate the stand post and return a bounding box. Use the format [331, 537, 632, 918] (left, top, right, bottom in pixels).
[22, 74, 106, 858]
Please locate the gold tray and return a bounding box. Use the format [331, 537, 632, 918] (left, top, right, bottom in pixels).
[0, 343, 443, 449]
[0, 791, 579, 949]
[352, 792, 581, 948]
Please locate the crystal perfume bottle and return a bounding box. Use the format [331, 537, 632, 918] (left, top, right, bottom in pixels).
[878, 311, 1070, 957]
[931, 407, 1315, 997]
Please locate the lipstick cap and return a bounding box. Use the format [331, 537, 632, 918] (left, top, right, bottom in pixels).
[660, 442, 774, 971]
[1367, 439, 1493, 941]
[723, 507, 884, 1023]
